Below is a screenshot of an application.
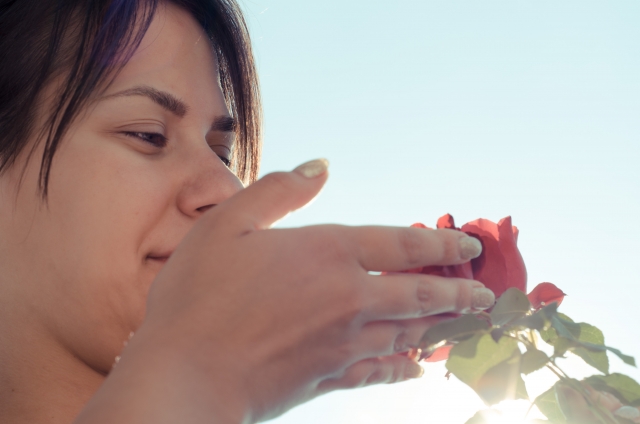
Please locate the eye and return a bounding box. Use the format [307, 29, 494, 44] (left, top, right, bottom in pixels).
[218, 156, 231, 168]
[122, 131, 168, 148]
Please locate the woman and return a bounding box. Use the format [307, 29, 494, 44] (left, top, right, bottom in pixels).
[0, 1, 495, 423]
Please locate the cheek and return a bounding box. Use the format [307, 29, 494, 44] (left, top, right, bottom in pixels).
[41, 137, 170, 370]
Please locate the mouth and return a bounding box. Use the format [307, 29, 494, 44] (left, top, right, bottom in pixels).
[147, 256, 169, 263]
[146, 249, 174, 264]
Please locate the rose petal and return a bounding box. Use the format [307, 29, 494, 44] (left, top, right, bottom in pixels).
[527, 282, 566, 309]
[461, 219, 508, 297]
[411, 222, 431, 230]
[459, 217, 527, 298]
[423, 345, 453, 362]
[436, 214, 456, 230]
[497, 216, 527, 294]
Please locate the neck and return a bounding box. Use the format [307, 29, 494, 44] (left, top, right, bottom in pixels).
[0, 309, 106, 424]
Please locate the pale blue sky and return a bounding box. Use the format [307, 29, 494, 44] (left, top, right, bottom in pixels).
[239, 1, 640, 422]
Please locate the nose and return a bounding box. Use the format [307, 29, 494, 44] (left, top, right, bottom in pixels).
[176, 147, 245, 218]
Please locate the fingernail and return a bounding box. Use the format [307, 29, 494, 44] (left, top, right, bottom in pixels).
[293, 158, 329, 178]
[394, 331, 409, 353]
[472, 287, 495, 310]
[404, 361, 424, 379]
[459, 236, 482, 260]
[614, 406, 640, 420]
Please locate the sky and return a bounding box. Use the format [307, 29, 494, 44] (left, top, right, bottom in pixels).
[236, 1, 640, 422]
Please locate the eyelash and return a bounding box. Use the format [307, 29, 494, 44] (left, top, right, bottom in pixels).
[122, 131, 231, 167]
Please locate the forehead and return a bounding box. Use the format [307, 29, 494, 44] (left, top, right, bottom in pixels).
[102, 2, 221, 100]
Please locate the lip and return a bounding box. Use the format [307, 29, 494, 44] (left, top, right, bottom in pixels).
[148, 256, 169, 263]
[147, 250, 174, 263]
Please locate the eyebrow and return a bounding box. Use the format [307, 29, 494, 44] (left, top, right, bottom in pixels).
[99, 85, 236, 132]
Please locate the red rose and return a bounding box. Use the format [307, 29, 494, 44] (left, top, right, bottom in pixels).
[527, 282, 566, 309]
[408, 214, 527, 299]
[405, 214, 565, 363]
[460, 216, 526, 299]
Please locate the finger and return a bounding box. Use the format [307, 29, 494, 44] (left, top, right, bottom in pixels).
[316, 355, 423, 394]
[352, 316, 449, 360]
[345, 225, 482, 272]
[361, 273, 495, 320]
[209, 159, 329, 235]
[555, 383, 601, 424]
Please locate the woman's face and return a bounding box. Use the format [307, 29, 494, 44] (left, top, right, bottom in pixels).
[0, 2, 243, 373]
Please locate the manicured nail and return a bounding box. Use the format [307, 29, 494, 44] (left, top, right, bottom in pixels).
[293, 158, 329, 178]
[459, 236, 482, 260]
[394, 331, 409, 353]
[614, 406, 640, 420]
[403, 361, 424, 380]
[472, 287, 495, 310]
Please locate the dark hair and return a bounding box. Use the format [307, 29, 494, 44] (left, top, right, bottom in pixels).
[0, 0, 262, 200]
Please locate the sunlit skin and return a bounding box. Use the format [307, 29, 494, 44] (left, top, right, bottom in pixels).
[2, 3, 581, 424]
[0, 3, 242, 423]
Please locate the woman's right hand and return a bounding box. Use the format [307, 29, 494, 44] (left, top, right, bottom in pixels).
[76, 159, 495, 424]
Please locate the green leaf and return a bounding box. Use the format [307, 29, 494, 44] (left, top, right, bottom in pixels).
[604, 346, 636, 367]
[556, 313, 577, 323]
[585, 373, 640, 405]
[539, 326, 558, 345]
[552, 337, 574, 358]
[511, 312, 547, 331]
[571, 323, 609, 374]
[451, 332, 485, 358]
[420, 314, 490, 348]
[544, 316, 634, 372]
[550, 316, 580, 340]
[475, 349, 529, 405]
[446, 333, 518, 387]
[574, 347, 609, 374]
[535, 385, 567, 424]
[575, 322, 604, 344]
[490, 288, 532, 326]
[507, 303, 558, 339]
[464, 409, 502, 424]
[516, 376, 529, 401]
[521, 348, 550, 375]
[548, 336, 608, 373]
[490, 327, 505, 343]
[574, 342, 636, 367]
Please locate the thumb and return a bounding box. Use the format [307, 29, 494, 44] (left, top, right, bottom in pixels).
[212, 158, 329, 234]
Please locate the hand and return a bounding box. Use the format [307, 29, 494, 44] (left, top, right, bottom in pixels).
[86, 159, 494, 424]
[556, 383, 640, 424]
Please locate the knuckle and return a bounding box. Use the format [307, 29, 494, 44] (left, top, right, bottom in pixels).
[364, 369, 384, 386]
[339, 286, 366, 324]
[440, 230, 460, 262]
[361, 358, 383, 385]
[393, 325, 409, 353]
[385, 362, 403, 384]
[263, 172, 294, 193]
[347, 365, 372, 388]
[314, 225, 353, 265]
[334, 340, 358, 364]
[455, 280, 474, 311]
[416, 278, 434, 315]
[397, 228, 425, 267]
